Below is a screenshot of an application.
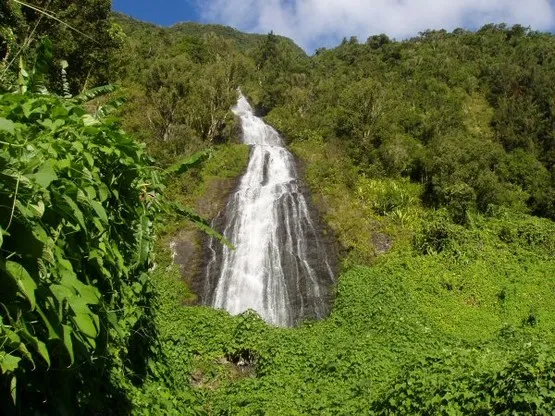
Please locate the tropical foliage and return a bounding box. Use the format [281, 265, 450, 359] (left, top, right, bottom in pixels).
[0, 82, 168, 413]
[114, 19, 555, 415]
[1, 5, 555, 415]
[259, 25, 555, 222]
[1, 0, 121, 94]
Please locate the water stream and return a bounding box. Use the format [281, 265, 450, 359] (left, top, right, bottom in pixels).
[203, 93, 334, 326]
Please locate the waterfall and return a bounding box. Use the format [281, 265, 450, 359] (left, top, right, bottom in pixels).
[203, 93, 334, 327]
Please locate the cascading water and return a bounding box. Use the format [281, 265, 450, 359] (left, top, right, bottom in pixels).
[203, 92, 335, 327]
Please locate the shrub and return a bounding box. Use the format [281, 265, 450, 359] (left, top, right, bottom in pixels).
[0, 92, 164, 413]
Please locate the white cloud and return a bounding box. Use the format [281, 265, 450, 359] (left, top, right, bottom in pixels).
[200, 0, 555, 51]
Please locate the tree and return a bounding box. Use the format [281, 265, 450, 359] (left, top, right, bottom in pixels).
[4, 0, 120, 93]
[255, 31, 279, 70]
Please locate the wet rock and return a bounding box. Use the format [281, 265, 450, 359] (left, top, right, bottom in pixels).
[195, 177, 238, 219]
[171, 176, 242, 303]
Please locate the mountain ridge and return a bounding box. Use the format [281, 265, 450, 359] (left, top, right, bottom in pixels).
[113, 12, 307, 56]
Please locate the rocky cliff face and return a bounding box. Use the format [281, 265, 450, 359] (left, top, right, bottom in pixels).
[170, 176, 240, 303]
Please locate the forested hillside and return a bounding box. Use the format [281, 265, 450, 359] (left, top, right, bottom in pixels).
[265, 27, 555, 221]
[2, 2, 555, 414]
[112, 13, 307, 162]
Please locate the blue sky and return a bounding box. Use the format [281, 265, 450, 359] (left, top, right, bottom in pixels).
[113, 0, 555, 52]
[112, 0, 201, 26]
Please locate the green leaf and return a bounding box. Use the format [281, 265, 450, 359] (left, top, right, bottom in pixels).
[107, 312, 125, 339]
[28, 201, 45, 218]
[172, 202, 234, 249]
[60, 194, 87, 232]
[135, 214, 151, 266]
[83, 152, 94, 168]
[21, 100, 33, 118]
[6, 261, 37, 310]
[50, 283, 75, 304]
[82, 114, 100, 126]
[57, 275, 100, 307]
[19, 323, 50, 367]
[72, 141, 83, 152]
[62, 325, 75, 365]
[0, 117, 15, 135]
[72, 85, 118, 104]
[51, 105, 69, 118]
[74, 283, 100, 306]
[35, 303, 62, 341]
[96, 97, 127, 118]
[16, 340, 34, 369]
[90, 200, 108, 223]
[33, 339, 50, 367]
[2, 324, 21, 346]
[54, 251, 100, 306]
[0, 353, 21, 374]
[97, 183, 110, 202]
[72, 311, 98, 339]
[10, 375, 17, 404]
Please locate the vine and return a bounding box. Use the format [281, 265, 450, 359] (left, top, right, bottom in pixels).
[0, 90, 165, 413]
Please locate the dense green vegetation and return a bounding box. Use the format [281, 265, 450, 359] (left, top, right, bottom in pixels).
[263, 26, 555, 222]
[0, 88, 164, 413]
[114, 19, 555, 415]
[111, 14, 306, 165]
[2, 2, 555, 414]
[1, 0, 121, 93]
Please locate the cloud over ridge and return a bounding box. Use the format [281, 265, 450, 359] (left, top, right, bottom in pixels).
[201, 0, 555, 51]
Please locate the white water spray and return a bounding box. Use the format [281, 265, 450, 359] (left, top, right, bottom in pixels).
[204, 93, 334, 326]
